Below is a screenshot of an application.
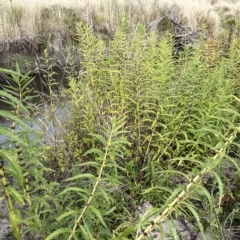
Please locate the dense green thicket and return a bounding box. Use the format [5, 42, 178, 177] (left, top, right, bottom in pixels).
[0, 19, 240, 240]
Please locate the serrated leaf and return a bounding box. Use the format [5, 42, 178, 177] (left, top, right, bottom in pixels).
[105, 206, 117, 215]
[7, 186, 24, 205]
[197, 185, 214, 218]
[0, 128, 27, 146]
[9, 209, 21, 240]
[59, 187, 89, 196]
[78, 161, 100, 168]
[88, 133, 107, 146]
[84, 148, 104, 156]
[0, 90, 28, 112]
[98, 187, 111, 206]
[167, 219, 178, 239]
[0, 149, 23, 186]
[56, 210, 79, 222]
[113, 221, 135, 235]
[213, 141, 225, 150]
[0, 110, 29, 128]
[116, 226, 135, 239]
[224, 155, 240, 172]
[182, 201, 205, 238]
[65, 173, 95, 182]
[45, 228, 71, 240]
[88, 205, 107, 228]
[79, 225, 90, 240]
[0, 68, 22, 80]
[212, 171, 224, 209]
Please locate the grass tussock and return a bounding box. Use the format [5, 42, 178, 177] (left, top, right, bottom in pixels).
[0, 0, 239, 55]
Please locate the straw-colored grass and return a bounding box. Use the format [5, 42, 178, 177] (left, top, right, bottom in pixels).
[0, 0, 238, 44]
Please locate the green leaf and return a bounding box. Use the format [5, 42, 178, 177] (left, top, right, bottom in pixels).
[79, 225, 91, 240]
[182, 201, 205, 238]
[142, 186, 173, 195]
[9, 209, 21, 240]
[0, 110, 29, 128]
[7, 186, 25, 205]
[212, 171, 224, 209]
[213, 141, 225, 150]
[115, 227, 135, 239]
[197, 185, 214, 219]
[0, 149, 23, 186]
[45, 228, 71, 240]
[56, 210, 79, 222]
[59, 187, 89, 196]
[113, 221, 135, 238]
[111, 139, 130, 146]
[78, 161, 100, 168]
[98, 187, 111, 206]
[22, 78, 34, 91]
[88, 133, 107, 146]
[0, 127, 28, 146]
[112, 118, 126, 134]
[88, 205, 107, 228]
[84, 148, 104, 156]
[0, 68, 23, 80]
[167, 219, 178, 239]
[65, 173, 95, 182]
[105, 206, 117, 215]
[0, 90, 28, 112]
[224, 155, 240, 172]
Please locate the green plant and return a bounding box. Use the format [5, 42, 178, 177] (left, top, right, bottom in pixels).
[0, 64, 40, 239]
[1, 13, 240, 240]
[46, 20, 239, 239]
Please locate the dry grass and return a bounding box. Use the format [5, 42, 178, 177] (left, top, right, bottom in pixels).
[0, 0, 239, 49]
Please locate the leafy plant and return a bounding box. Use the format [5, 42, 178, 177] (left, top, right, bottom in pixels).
[0, 64, 39, 239]
[1, 14, 240, 240]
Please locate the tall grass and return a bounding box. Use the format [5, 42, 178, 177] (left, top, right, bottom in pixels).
[0, 0, 238, 48]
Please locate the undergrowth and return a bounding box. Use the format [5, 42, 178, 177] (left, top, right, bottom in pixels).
[0, 17, 240, 240]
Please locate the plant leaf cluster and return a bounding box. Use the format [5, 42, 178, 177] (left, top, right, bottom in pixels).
[0, 17, 240, 240]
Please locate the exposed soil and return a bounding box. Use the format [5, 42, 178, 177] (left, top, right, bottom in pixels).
[0, 199, 11, 240]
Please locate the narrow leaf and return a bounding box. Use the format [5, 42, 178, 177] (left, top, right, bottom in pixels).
[88, 133, 107, 146]
[212, 171, 224, 209]
[0, 90, 28, 112]
[0, 149, 23, 186]
[56, 210, 79, 222]
[84, 148, 104, 156]
[7, 186, 25, 205]
[79, 225, 91, 240]
[0, 110, 29, 128]
[65, 173, 95, 182]
[45, 228, 71, 240]
[89, 205, 107, 228]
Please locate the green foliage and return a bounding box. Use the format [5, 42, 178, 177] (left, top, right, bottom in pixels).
[1, 17, 240, 240]
[0, 64, 40, 239]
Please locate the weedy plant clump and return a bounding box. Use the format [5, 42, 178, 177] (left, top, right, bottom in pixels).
[0, 15, 240, 240]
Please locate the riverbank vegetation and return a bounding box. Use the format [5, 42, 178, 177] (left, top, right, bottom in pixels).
[1, 0, 240, 74]
[0, 0, 239, 58]
[1, 1, 240, 240]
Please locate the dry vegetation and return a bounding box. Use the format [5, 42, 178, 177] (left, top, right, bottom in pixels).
[0, 0, 239, 54]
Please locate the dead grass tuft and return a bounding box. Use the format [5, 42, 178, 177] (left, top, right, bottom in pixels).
[0, 0, 239, 53]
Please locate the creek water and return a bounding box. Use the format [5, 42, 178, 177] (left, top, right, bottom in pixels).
[0, 66, 69, 144]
